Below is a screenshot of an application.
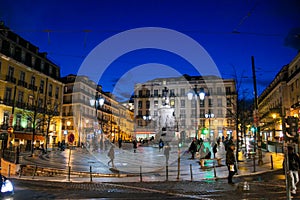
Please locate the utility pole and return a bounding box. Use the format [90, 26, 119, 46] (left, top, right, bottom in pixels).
[251, 56, 263, 165]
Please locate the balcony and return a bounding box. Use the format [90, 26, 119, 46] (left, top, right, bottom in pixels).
[28, 84, 38, 91]
[17, 80, 28, 88]
[5, 75, 16, 84]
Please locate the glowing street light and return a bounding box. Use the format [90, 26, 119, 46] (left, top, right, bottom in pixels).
[187, 86, 205, 139]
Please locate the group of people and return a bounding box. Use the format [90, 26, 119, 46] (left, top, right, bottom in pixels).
[187, 136, 237, 184]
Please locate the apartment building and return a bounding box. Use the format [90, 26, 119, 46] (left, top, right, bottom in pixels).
[258, 52, 300, 143]
[0, 22, 63, 151]
[133, 75, 237, 141]
[61, 74, 134, 147]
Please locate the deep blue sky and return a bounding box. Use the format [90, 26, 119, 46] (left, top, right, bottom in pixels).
[1, 0, 300, 101]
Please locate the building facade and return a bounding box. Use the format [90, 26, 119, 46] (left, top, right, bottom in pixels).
[0, 23, 63, 151]
[258, 52, 300, 145]
[61, 74, 134, 148]
[133, 75, 237, 142]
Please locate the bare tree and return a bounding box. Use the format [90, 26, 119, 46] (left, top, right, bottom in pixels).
[22, 89, 45, 156]
[22, 89, 59, 156]
[43, 99, 59, 153]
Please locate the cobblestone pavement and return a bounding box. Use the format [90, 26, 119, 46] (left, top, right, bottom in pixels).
[10, 170, 300, 199]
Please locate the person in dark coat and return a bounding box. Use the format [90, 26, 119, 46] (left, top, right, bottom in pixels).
[159, 139, 164, 152]
[226, 143, 236, 184]
[287, 146, 300, 194]
[133, 139, 137, 153]
[213, 143, 218, 158]
[189, 139, 197, 159]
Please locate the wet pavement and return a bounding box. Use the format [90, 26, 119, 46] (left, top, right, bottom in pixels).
[8, 142, 298, 199]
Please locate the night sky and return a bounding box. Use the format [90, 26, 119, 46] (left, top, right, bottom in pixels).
[1, 0, 300, 101]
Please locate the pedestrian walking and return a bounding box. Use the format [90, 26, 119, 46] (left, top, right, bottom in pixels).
[189, 138, 197, 159]
[133, 139, 137, 153]
[118, 138, 122, 148]
[107, 145, 115, 168]
[164, 143, 171, 165]
[287, 145, 300, 195]
[213, 143, 218, 158]
[226, 143, 237, 184]
[159, 139, 164, 152]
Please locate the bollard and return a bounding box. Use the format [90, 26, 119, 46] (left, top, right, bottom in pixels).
[166, 165, 168, 181]
[32, 165, 37, 179]
[90, 165, 93, 182]
[213, 162, 217, 178]
[19, 165, 23, 178]
[177, 149, 180, 180]
[190, 164, 193, 181]
[8, 164, 11, 178]
[271, 155, 274, 170]
[68, 166, 71, 181]
[140, 166, 143, 182]
[253, 156, 256, 172]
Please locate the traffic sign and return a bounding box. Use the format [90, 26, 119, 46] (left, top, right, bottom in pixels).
[68, 133, 75, 143]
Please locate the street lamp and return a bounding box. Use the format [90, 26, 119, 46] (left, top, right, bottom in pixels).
[143, 115, 152, 137]
[89, 93, 105, 151]
[187, 86, 205, 139]
[205, 112, 215, 142]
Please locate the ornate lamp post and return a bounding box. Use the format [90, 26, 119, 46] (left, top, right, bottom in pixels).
[89, 93, 105, 151]
[187, 86, 205, 139]
[143, 115, 152, 137]
[205, 112, 215, 142]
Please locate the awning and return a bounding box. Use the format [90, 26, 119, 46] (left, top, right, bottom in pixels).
[14, 133, 45, 141]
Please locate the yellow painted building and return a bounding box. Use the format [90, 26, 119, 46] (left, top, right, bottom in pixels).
[0, 23, 63, 151]
[61, 75, 134, 148]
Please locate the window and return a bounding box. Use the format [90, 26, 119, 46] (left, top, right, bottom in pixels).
[208, 88, 213, 95]
[138, 110, 142, 116]
[49, 65, 53, 75]
[31, 56, 35, 66]
[191, 100, 196, 108]
[49, 84, 53, 97]
[200, 109, 205, 118]
[180, 109, 186, 118]
[4, 87, 12, 101]
[217, 98, 222, 107]
[180, 88, 185, 96]
[20, 71, 25, 81]
[17, 91, 23, 103]
[41, 61, 44, 71]
[209, 99, 213, 107]
[8, 66, 14, 77]
[226, 98, 232, 107]
[226, 87, 231, 94]
[180, 99, 185, 108]
[217, 87, 222, 94]
[170, 89, 175, 96]
[217, 109, 223, 117]
[16, 114, 21, 127]
[138, 90, 142, 97]
[40, 80, 44, 93]
[138, 101, 142, 109]
[146, 90, 150, 97]
[199, 99, 205, 107]
[55, 87, 59, 99]
[30, 76, 35, 86]
[146, 100, 150, 109]
[154, 90, 158, 97]
[3, 112, 9, 125]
